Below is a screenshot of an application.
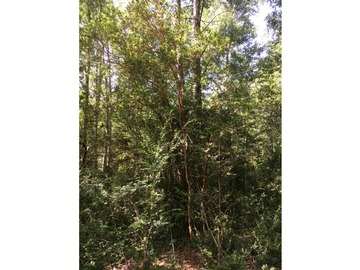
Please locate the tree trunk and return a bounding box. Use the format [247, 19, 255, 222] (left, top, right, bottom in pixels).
[191, 0, 202, 109]
[175, 0, 192, 239]
[103, 47, 112, 175]
[94, 61, 102, 172]
[81, 59, 90, 169]
[200, 146, 208, 232]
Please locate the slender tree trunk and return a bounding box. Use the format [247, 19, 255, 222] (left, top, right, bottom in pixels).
[175, 0, 185, 132]
[183, 137, 192, 239]
[81, 59, 91, 169]
[175, 0, 192, 239]
[103, 48, 112, 174]
[103, 80, 110, 173]
[94, 2, 104, 173]
[216, 172, 222, 264]
[200, 146, 208, 232]
[191, 0, 202, 109]
[94, 58, 102, 171]
[190, 0, 204, 240]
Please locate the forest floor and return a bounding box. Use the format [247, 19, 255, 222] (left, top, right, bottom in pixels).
[112, 249, 207, 270]
[155, 249, 206, 270]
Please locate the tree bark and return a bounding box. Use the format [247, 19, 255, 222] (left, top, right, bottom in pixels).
[103, 47, 113, 175]
[94, 55, 102, 172]
[191, 0, 202, 109]
[81, 59, 90, 169]
[176, 0, 192, 239]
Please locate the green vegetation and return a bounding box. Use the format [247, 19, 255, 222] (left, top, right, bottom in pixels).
[79, 0, 281, 269]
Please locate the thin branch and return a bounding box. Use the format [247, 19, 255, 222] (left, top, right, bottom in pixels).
[200, 11, 229, 34]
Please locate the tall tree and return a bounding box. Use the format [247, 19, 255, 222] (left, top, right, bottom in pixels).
[80, 0, 282, 268]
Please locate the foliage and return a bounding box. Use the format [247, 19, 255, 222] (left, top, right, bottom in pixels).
[80, 177, 126, 269]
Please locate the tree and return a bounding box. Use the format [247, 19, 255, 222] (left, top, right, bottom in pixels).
[79, 0, 282, 268]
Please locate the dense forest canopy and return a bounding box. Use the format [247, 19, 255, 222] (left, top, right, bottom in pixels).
[79, 0, 281, 269]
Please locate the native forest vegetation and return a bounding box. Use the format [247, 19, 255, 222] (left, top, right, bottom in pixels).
[79, 0, 281, 269]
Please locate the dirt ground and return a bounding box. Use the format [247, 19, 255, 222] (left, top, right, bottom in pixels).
[111, 249, 206, 270]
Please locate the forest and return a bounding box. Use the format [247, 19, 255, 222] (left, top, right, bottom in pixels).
[79, 0, 281, 269]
